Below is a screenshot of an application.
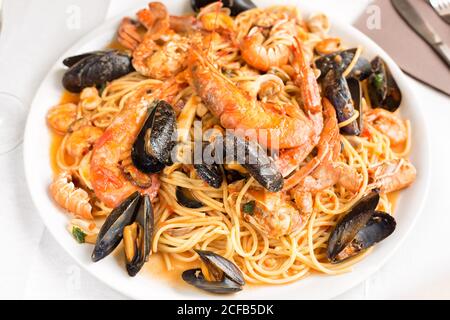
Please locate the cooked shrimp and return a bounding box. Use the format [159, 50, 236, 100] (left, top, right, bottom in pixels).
[288, 99, 361, 213]
[369, 158, 416, 193]
[189, 38, 322, 150]
[118, 17, 142, 51]
[90, 80, 182, 208]
[283, 98, 339, 189]
[133, 33, 190, 79]
[274, 38, 329, 176]
[137, 2, 170, 39]
[366, 108, 407, 149]
[79, 87, 102, 111]
[130, 3, 190, 79]
[306, 13, 330, 34]
[314, 37, 341, 55]
[47, 103, 77, 134]
[240, 19, 298, 72]
[117, 6, 196, 50]
[65, 125, 103, 159]
[243, 188, 302, 239]
[200, 12, 234, 32]
[49, 172, 93, 220]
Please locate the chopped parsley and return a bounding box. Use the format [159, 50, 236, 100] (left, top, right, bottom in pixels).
[373, 73, 384, 90]
[243, 201, 256, 215]
[72, 226, 87, 244]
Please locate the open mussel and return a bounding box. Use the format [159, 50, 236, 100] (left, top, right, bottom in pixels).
[131, 100, 176, 174]
[323, 70, 362, 136]
[123, 194, 154, 277]
[92, 192, 154, 276]
[176, 186, 204, 209]
[62, 50, 134, 93]
[182, 250, 245, 294]
[367, 56, 402, 112]
[315, 48, 372, 81]
[327, 190, 396, 263]
[222, 134, 283, 192]
[92, 192, 141, 262]
[191, 0, 256, 16]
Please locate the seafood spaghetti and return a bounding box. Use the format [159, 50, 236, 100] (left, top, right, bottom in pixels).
[46, 1, 416, 292]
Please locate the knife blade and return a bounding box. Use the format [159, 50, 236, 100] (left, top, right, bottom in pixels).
[391, 0, 450, 68]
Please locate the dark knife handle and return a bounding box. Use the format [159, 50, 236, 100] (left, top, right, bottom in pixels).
[433, 42, 450, 68]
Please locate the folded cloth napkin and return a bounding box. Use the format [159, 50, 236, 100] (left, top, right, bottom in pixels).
[354, 0, 450, 96]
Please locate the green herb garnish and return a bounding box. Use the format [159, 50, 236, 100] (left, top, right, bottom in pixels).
[373, 73, 384, 90]
[243, 201, 256, 215]
[72, 226, 87, 244]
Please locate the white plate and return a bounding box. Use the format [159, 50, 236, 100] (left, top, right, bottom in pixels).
[24, 0, 431, 300]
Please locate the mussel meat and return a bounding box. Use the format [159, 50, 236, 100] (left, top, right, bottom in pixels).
[131, 100, 176, 174]
[123, 194, 154, 277]
[62, 50, 134, 93]
[92, 191, 141, 262]
[176, 186, 204, 209]
[323, 70, 361, 136]
[315, 48, 372, 81]
[222, 134, 284, 192]
[367, 56, 402, 112]
[191, 0, 256, 16]
[182, 250, 245, 294]
[327, 190, 396, 263]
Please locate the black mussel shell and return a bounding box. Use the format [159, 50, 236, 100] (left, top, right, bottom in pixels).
[222, 134, 283, 192]
[329, 211, 396, 263]
[131, 105, 165, 174]
[351, 211, 396, 252]
[63, 51, 102, 68]
[176, 186, 204, 209]
[126, 195, 154, 277]
[191, 0, 256, 16]
[132, 100, 176, 174]
[182, 269, 243, 294]
[351, 56, 371, 81]
[144, 100, 177, 165]
[316, 48, 371, 81]
[368, 56, 402, 112]
[327, 190, 395, 263]
[182, 250, 245, 294]
[196, 250, 245, 286]
[92, 192, 141, 262]
[194, 163, 223, 189]
[347, 77, 363, 135]
[323, 70, 360, 136]
[62, 50, 134, 93]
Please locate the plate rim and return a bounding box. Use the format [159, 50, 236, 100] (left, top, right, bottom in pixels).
[23, 1, 431, 300]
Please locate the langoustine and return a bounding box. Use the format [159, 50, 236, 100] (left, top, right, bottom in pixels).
[368, 158, 416, 194]
[49, 172, 93, 220]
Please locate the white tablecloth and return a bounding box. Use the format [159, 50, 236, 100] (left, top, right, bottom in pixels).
[1, 0, 449, 300]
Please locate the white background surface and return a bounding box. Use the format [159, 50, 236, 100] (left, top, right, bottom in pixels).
[0, 0, 448, 300]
